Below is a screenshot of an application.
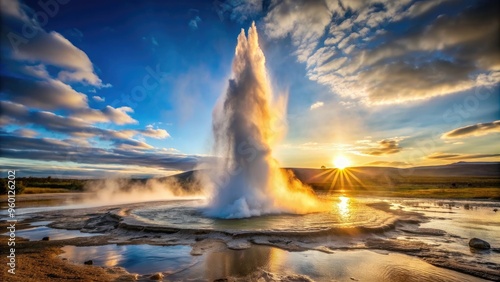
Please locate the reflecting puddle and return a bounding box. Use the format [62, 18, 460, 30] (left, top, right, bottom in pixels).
[60, 244, 485, 281]
[4, 226, 100, 241]
[61, 244, 197, 274]
[29, 220, 53, 226]
[391, 199, 500, 265]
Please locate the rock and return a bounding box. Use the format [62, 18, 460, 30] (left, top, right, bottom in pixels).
[42, 236, 50, 241]
[400, 228, 446, 236]
[469, 238, 491, 250]
[226, 239, 251, 250]
[493, 208, 498, 212]
[149, 272, 164, 280]
[84, 260, 93, 265]
[81, 212, 120, 233]
[190, 239, 226, 256]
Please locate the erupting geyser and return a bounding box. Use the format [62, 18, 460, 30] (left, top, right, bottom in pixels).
[202, 23, 326, 219]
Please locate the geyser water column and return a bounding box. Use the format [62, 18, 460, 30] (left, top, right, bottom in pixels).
[202, 23, 326, 219]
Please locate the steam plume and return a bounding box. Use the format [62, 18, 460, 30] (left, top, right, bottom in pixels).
[202, 23, 325, 218]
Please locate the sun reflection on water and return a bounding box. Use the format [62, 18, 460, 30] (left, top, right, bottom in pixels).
[337, 196, 350, 220]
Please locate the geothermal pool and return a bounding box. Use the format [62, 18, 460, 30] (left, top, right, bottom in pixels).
[128, 197, 396, 233]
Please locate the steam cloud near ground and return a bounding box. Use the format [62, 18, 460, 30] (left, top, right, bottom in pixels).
[82, 177, 203, 206]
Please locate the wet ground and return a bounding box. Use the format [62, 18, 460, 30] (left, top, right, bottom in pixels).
[1, 195, 499, 281]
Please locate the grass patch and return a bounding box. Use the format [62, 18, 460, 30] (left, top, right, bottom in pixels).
[23, 187, 73, 194]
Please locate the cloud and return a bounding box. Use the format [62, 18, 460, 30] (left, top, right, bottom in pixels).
[230, 0, 263, 23]
[71, 106, 137, 125]
[114, 139, 154, 150]
[357, 60, 477, 104]
[151, 36, 159, 46]
[0, 0, 28, 21]
[310, 101, 324, 110]
[442, 120, 500, 139]
[280, 137, 405, 156]
[0, 0, 187, 174]
[0, 101, 166, 146]
[264, 0, 338, 62]
[20, 64, 50, 79]
[140, 126, 170, 139]
[365, 161, 410, 167]
[1, 75, 88, 110]
[188, 16, 202, 30]
[1, 1, 105, 87]
[0, 133, 201, 171]
[214, 0, 263, 23]
[65, 28, 84, 41]
[358, 138, 403, 156]
[11, 128, 38, 138]
[263, 0, 500, 104]
[404, 0, 451, 18]
[427, 152, 500, 160]
[92, 95, 105, 102]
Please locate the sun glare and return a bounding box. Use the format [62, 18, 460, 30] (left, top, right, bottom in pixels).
[333, 156, 351, 169]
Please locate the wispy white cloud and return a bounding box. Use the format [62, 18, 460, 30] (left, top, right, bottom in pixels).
[189, 16, 202, 30]
[92, 95, 105, 102]
[310, 101, 324, 110]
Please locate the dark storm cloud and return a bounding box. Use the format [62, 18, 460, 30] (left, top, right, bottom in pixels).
[442, 120, 500, 139]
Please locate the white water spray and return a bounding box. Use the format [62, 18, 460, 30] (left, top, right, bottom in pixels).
[202, 23, 325, 218]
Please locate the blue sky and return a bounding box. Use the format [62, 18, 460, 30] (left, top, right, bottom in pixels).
[0, 0, 499, 177]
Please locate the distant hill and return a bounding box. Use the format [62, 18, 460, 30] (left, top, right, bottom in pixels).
[168, 162, 500, 191]
[290, 162, 500, 181]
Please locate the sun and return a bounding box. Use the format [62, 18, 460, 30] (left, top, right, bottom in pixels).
[333, 155, 351, 170]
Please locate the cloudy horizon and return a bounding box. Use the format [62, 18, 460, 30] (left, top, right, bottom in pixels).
[0, 0, 499, 178]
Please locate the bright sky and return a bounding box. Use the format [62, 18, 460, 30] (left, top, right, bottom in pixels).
[0, 0, 499, 178]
